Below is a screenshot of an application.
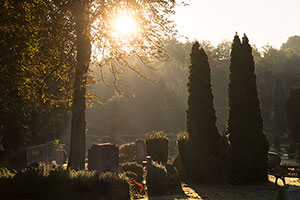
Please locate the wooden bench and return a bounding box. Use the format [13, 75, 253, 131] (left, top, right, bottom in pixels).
[269, 165, 300, 186]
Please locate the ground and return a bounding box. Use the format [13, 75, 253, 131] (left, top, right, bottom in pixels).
[142, 175, 300, 200]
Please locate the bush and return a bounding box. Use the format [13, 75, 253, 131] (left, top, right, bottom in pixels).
[120, 171, 138, 181]
[0, 165, 130, 200]
[119, 162, 144, 183]
[96, 172, 130, 200]
[12, 165, 50, 199]
[120, 171, 144, 199]
[177, 132, 189, 177]
[276, 184, 293, 200]
[172, 155, 184, 178]
[146, 131, 169, 164]
[166, 163, 183, 195]
[0, 167, 16, 178]
[0, 167, 16, 200]
[146, 162, 168, 196]
[177, 133, 229, 184]
[119, 142, 136, 163]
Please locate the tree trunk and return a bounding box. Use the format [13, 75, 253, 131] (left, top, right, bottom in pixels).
[68, 1, 91, 169]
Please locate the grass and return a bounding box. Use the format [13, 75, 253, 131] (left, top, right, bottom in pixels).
[189, 188, 277, 200]
[140, 175, 300, 200]
[269, 174, 300, 186]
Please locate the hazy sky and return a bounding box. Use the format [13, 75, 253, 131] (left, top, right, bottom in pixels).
[173, 0, 300, 48]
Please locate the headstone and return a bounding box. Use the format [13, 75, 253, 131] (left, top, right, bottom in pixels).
[88, 143, 119, 173]
[136, 139, 146, 162]
[26, 143, 66, 166]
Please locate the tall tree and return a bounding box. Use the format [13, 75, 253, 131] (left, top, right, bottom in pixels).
[184, 42, 225, 183]
[286, 88, 300, 153]
[227, 34, 269, 184]
[0, 1, 74, 146]
[67, 0, 91, 170]
[0, 0, 75, 165]
[186, 42, 219, 152]
[67, 0, 182, 169]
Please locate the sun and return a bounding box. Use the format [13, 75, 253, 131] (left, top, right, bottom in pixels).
[114, 15, 137, 36]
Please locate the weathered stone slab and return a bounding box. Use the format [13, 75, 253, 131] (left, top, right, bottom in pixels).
[26, 143, 66, 165]
[88, 143, 119, 173]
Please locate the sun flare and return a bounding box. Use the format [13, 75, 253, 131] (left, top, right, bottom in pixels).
[114, 15, 137, 36]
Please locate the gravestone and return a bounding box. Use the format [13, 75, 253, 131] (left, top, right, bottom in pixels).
[26, 142, 67, 166]
[136, 139, 146, 163]
[88, 143, 119, 173]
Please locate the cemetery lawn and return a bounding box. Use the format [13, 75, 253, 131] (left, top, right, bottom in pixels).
[142, 176, 300, 200]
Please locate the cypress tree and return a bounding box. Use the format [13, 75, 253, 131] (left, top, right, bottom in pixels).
[286, 88, 300, 153]
[227, 34, 269, 184]
[186, 41, 219, 155]
[184, 42, 224, 183]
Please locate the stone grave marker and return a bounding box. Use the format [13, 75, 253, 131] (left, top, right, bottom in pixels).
[88, 143, 119, 173]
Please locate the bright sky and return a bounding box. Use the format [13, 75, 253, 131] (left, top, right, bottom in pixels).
[173, 0, 300, 48]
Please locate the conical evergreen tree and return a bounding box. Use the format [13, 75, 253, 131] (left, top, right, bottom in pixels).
[227, 34, 269, 184]
[184, 41, 225, 183]
[286, 88, 300, 153]
[186, 41, 219, 155]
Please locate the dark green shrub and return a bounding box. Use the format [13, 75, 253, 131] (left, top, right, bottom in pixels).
[286, 88, 300, 161]
[119, 162, 144, 183]
[120, 171, 144, 199]
[0, 168, 15, 200]
[120, 171, 138, 181]
[177, 132, 189, 177]
[166, 163, 183, 195]
[0, 166, 130, 200]
[0, 167, 16, 178]
[146, 131, 169, 164]
[146, 162, 168, 196]
[276, 184, 292, 200]
[119, 142, 136, 163]
[10, 165, 49, 199]
[97, 172, 130, 200]
[172, 155, 184, 178]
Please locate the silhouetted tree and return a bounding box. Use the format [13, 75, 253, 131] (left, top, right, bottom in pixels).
[186, 42, 219, 153]
[227, 34, 269, 184]
[67, 0, 181, 169]
[0, 1, 74, 154]
[286, 88, 300, 153]
[184, 42, 225, 183]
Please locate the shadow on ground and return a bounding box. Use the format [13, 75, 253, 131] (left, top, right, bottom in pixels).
[144, 176, 300, 200]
